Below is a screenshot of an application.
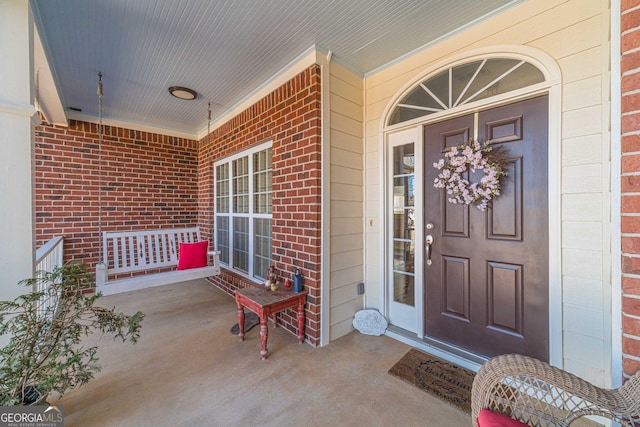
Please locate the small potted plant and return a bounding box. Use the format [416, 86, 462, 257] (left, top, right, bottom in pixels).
[0, 261, 144, 405]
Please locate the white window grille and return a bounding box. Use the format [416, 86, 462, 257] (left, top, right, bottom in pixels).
[387, 58, 545, 126]
[214, 142, 272, 281]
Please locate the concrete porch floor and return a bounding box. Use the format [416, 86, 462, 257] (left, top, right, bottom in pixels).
[51, 279, 470, 426]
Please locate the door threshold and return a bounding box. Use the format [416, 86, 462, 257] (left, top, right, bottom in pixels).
[385, 324, 487, 372]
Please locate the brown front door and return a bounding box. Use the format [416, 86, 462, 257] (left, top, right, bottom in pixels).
[423, 95, 549, 361]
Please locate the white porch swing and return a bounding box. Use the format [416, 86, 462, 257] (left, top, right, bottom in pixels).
[94, 76, 220, 296]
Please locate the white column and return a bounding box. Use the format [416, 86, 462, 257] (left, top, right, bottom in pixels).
[0, 0, 36, 346]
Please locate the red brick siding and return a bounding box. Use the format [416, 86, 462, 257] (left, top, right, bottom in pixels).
[621, 1, 640, 378]
[33, 66, 323, 345]
[199, 65, 322, 346]
[34, 120, 199, 269]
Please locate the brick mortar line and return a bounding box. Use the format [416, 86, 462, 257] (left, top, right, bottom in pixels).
[623, 353, 640, 363]
[622, 87, 640, 96]
[624, 312, 640, 320]
[622, 4, 640, 17]
[621, 130, 640, 136]
[622, 25, 640, 38]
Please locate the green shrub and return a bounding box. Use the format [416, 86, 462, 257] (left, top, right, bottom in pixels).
[0, 262, 144, 405]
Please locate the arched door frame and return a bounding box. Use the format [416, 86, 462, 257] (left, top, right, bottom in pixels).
[378, 45, 563, 366]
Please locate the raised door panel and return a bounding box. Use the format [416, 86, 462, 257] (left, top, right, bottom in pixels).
[442, 256, 470, 321]
[487, 261, 523, 337]
[488, 157, 522, 240]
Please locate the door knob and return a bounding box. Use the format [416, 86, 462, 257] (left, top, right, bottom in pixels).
[426, 234, 434, 266]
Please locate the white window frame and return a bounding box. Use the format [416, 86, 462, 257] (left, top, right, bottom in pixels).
[214, 140, 273, 282]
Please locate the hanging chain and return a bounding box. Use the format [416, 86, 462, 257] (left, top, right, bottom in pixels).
[207, 102, 211, 145]
[97, 72, 104, 262]
[207, 102, 212, 237]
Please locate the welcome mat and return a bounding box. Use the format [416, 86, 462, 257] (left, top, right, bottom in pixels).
[388, 349, 475, 413]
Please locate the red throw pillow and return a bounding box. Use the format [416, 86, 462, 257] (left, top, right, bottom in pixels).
[177, 241, 208, 270]
[477, 409, 530, 427]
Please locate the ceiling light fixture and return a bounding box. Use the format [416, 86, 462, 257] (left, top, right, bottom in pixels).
[168, 86, 197, 100]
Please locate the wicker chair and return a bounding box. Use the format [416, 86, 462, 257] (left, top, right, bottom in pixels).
[471, 354, 640, 426]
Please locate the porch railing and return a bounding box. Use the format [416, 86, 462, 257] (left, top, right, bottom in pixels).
[34, 236, 64, 317]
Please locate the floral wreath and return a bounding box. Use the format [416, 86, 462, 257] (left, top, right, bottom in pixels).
[433, 140, 507, 211]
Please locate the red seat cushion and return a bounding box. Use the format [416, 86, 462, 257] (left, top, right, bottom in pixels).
[477, 409, 530, 427]
[177, 241, 208, 270]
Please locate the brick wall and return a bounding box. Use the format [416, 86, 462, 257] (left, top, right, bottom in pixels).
[621, 0, 640, 378]
[199, 65, 323, 346]
[34, 120, 199, 269]
[33, 66, 323, 345]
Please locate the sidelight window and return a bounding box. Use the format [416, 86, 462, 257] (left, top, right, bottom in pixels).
[391, 143, 416, 306]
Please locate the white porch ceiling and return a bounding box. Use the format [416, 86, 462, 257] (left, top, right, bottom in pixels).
[30, 0, 523, 136]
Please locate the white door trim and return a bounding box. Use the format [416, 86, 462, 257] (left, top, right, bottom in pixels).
[385, 127, 424, 336]
[610, 0, 622, 387]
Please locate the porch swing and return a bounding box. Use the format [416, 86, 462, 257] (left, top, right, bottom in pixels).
[94, 75, 220, 296]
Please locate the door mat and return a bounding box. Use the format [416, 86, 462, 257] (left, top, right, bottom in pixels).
[388, 349, 475, 413]
[229, 312, 260, 335]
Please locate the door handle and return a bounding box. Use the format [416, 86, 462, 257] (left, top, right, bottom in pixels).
[426, 234, 434, 266]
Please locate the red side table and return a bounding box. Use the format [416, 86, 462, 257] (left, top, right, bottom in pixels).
[235, 286, 307, 360]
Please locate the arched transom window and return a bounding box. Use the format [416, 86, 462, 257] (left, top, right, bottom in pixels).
[387, 58, 545, 126]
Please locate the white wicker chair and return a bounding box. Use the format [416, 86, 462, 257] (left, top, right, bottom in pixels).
[471, 354, 640, 426]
